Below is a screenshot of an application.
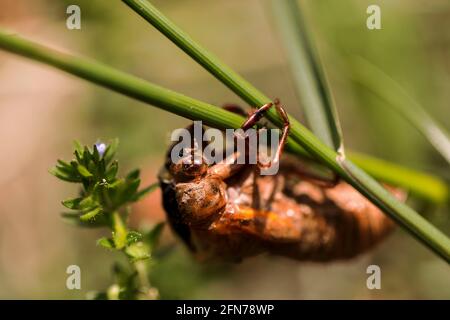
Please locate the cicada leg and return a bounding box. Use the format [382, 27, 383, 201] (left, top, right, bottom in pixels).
[241, 98, 290, 169]
[219, 100, 291, 210]
[222, 103, 249, 117]
[281, 159, 340, 188]
[223, 99, 291, 169]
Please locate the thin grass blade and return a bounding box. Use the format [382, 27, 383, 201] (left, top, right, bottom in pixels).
[350, 56, 450, 165]
[271, 0, 343, 152]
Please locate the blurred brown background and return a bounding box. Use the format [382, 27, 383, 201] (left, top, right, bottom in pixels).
[0, 0, 449, 299]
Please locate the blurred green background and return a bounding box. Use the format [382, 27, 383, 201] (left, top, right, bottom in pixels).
[0, 0, 448, 299]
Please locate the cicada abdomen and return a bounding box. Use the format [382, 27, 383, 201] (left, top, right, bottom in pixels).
[261, 178, 406, 261]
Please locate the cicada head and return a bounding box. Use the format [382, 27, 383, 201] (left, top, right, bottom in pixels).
[168, 146, 207, 182]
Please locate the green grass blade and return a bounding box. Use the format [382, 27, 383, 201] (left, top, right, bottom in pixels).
[350, 56, 450, 165]
[349, 151, 448, 204]
[271, 0, 343, 152]
[122, 0, 450, 262]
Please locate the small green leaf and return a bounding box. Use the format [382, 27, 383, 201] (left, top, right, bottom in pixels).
[61, 212, 106, 228]
[144, 222, 165, 249]
[77, 164, 93, 178]
[49, 167, 81, 183]
[126, 231, 143, 245]
[88, 160, 97, 177]
[103, 138, 119, 165]
[112, 212, 127, 249]
[78, 196, 97, 210]
[132, 182, 159, 202]
[108, 178, 124, 189]
[62, 197, 83, 210]
[98, 158, 106, 176]
[97, 237, 115, 249]
[121, 178, 140, 201]
[57, 159, 76, 173]
[80, 207, 102, 222]
[55, 163, 77, 176]
[106, 161, 119, 181]
[73, 140, 84, 155]
[82, 146, 92, 167]
[125, 242, 150, 261]
[92, 144, 100, 162]
[126, 169, 140, 180]
[70, 159, 78, 168]
[74, 150, 82, 164]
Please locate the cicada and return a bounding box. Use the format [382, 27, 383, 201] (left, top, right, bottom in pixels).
[158, 100, 405, 262]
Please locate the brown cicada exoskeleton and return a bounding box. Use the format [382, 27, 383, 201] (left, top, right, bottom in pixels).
[159, 100, 405, 262]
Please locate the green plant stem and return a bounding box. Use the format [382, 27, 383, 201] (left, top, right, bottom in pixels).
[271, 0, 343, 151]
[349, 152, 447, 203]
[122, 0, 450, 262]
[134, 260, 150, 294]
[349, 56, 450, 165]
[0, 28, 449, 262]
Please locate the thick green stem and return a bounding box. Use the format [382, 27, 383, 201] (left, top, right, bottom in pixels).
[121, 0, 450, 262]
[133, 260, 151, 297]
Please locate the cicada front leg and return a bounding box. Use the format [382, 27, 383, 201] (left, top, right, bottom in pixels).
[240, 99, 290, 170]
[280, 158, 340, 188]
[220, 100, 292, 211]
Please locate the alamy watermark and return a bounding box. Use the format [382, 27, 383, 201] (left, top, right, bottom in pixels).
[66, 264, 81, 290]
[367, 5, 381, 30]
[66, 5, 81, 30]
[366, 264, 381, 290]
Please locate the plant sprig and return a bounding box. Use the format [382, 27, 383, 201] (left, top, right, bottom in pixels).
[51, 140, 163, 300]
